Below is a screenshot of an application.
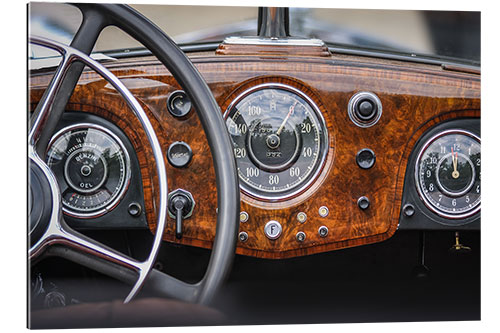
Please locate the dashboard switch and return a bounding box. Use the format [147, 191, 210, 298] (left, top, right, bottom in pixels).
[403, 204, 415, 217]
[319, 206, 329, 217]
[264, 221, 282, 240]
[167, 141, 193, 168]
[167, 90, 192, 118]
[128, 202, 142, 217]
[318, 226, 329, 237]
[168, 189, 195, 239]
[240, 211, 249, 223]
[357, 196, 370, 210]
[356, 148, 376, 169]
[297, 212, 307, 223]
[239, 231, 249, 242]
[348, 91, 383, 127]
[296, 231, 306, 242]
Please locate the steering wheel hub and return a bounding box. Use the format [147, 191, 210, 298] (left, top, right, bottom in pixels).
[29, 159, 52, 246]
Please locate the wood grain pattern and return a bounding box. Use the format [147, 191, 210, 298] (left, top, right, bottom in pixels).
[216, 42, 331, 57]
[29, 50, 480, 259]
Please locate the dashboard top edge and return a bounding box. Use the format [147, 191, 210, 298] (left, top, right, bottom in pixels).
[99, 42, 480, 71]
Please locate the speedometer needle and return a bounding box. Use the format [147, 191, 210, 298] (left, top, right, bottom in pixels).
[451, 147, 459, 179]
[276, 101, 297, 136]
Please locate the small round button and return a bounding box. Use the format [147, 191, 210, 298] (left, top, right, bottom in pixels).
[357, 100, 375, 120]
[240, 211, 249, 223]
[296, 231, 306, 242]
[318, 226, 329, 238]
[357, 196, 370, 210]
[319, 206, 329, 217]
[403, 204, 415, 217]
[356, 148, 376, 169]
[167, 141, 193, 168]
[348, 91, 382, 128]
[239, 231, 248, 242]
[297, 212, 307, 223]
[264, 220, 282, 240]
[128, 202, 142, 217]
[167, 90, 192, 118]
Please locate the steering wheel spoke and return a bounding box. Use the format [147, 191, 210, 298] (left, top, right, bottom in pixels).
[29, 3, 239, 307]
[29, 53, 72, 149]
[29, 36, 168, 303]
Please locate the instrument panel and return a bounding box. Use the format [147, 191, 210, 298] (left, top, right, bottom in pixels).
[29, 48, 481, 258]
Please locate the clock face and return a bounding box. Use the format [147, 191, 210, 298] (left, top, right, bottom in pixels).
[415, 130, 480, 219]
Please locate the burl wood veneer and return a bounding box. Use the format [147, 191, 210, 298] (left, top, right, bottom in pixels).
[30, 49, 480, 259]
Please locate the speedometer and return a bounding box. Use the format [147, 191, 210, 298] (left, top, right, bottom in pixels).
[225, 83, 328, 201]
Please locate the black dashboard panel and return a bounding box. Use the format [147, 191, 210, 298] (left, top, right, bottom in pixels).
[398, 118, 480, 230]
[50, 112, 148, 230]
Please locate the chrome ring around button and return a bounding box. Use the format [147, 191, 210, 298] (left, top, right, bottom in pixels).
[264, 220, 282, 240]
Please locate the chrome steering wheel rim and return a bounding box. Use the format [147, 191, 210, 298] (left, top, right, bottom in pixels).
[29, 36, 168, 303]
[29, 4, 240, 307]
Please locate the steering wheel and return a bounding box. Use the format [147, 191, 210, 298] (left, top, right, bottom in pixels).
[29, 4, 240, 305]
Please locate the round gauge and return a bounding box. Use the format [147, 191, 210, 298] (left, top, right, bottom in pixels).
[415, 129, 480, 219]
[46, 124, 131, 218]
[225, 83, 328, 200]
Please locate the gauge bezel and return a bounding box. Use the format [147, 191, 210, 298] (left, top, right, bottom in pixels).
[224, 83, 329, 202]
[414, 129, 480, 219]
[47, 123, 132, 219]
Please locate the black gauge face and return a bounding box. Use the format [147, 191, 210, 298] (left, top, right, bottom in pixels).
[225, 84, 328, 200]
[416, 130, 480, 219]
[46, 124, 131, 218]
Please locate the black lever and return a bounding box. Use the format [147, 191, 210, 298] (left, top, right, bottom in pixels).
[411, 231, 430, 280]
[169, 194, 192, 239]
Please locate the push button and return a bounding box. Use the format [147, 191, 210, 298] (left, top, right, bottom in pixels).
[264, 220, 282, 240]
[167, 141, 193, 168]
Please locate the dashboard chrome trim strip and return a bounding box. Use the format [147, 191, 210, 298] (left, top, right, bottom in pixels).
[222, 36, 326, 47]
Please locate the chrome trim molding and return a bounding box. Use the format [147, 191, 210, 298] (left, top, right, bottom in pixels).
[223, 36, 326, 47]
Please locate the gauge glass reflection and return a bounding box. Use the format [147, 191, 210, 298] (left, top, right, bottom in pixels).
[416, 130, 480, 219]
[46, 124, 131, 218]
[226, 84, 328, 200]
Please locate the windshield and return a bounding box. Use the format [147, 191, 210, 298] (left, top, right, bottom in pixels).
[29, 3, 480, 63]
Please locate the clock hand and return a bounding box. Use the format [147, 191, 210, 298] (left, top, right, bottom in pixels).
[452, 147, 459, 179]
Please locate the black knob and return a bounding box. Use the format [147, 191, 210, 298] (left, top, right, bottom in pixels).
[239, 232, 248, 242]
[348, 92, 382, 127]
[167, 90, 192, 118]
[356, 99, 376, 120]
[356, 148, 376, 169]
[357, 196, 370, 210]
[167, 141, 193, 168]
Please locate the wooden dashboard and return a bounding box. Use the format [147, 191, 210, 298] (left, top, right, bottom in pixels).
[29, 46, 480, 259]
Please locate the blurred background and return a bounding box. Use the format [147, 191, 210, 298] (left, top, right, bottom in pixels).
[28, 2, 480, 62]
